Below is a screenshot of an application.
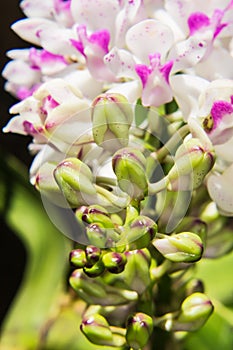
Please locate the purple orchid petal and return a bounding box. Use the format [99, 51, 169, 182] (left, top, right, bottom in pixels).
[135, 64, 151, 87]
[70, 39, 85, 56]
[89, 29, 110, 54]
[159, 60, 174, 84]
[188, 12, 210, 35]
[210, 100, 233, 130]
[23, 120, 41, 135]
[29, 48, 67, 69]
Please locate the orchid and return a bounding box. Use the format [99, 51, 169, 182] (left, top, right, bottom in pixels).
[2, 1, 233, 350]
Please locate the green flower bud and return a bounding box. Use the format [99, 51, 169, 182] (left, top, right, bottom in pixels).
[69, 269, 106, 300]
[92, 93, 133, 152]
[123, 249, 151, 294]
[54, 157, 97, 207]
[112, 147, 148, 200]
[167, 138, 215, 190]
[85, 245, 101, 267]
[86, 223, 108, 248]
[153, 232, 203, 263]
[126, 312, 153, 350]
[70, 270, 137, 305]
[35, 162, 68, 206]
[69, 249, 87, 268]
[102, 252, 127, 273]
[122, 216, 157, 250]
[81, 314, 126, 347]
[172, 292, 214, 331]
[77, 205, 114, 228]
[83, 259, 105, 277]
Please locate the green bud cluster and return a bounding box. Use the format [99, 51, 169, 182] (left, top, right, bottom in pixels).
[50, 98, 221, 350]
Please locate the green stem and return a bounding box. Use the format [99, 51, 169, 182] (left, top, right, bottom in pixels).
[150, 124, 190, 163]
[148, 176, 169, 195]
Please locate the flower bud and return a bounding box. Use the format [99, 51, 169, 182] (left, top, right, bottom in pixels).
[81, 314, 126, 347]
[35, 161, 68, 206]
[102, 252, 127, 273]
[172, 292, 214, 331]
[85, 245, 101, 267]
[123, 216, 157, 250]
[92, 93, 133, 152]
[86, 223, 108, 248]
[70, 270, 137, 305]
[123, 249, 151, 294]
[153, 232, 203, 263]
[69, 270, 106, 301]
[54, 157, 97, 207]
[83, 260, 105, 277]
[167, 138, 215, 191]
[126, 312, 153, 350]
[77, 205, 114, 228]
[69, 249, 87, 268]
[112, 147, 148, 200]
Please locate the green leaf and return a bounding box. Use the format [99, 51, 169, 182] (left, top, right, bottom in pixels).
[0, 153, 72, 349]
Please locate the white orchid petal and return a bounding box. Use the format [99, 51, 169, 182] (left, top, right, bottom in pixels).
[170, 74, 209, 120]
[169, 36, 207, 73]
[20, 0, 54, 18]
[2, 60, 40, 86]
[126, 19, 174, 63]
[207, 164, 233, 215]
[104, 47, 137, 79]
[71, 0, 119, 36]
[11, 18, 52, 46]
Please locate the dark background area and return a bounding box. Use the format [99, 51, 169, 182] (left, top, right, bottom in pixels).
[0, 1, 32, 325]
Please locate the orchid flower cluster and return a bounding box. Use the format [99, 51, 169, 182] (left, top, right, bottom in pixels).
[3, 0, 233, 349]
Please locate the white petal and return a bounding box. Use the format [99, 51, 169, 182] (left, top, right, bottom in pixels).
[207, 164, 233, 215]
[71, 0, 119, 36]
[126, 19, 174, 63]
[11, 18, 52, 46]
[2, 60, 40, 86]
[107, 80, 141, 104]
[20, 0, 54, 18]
[169, 36, 207, 73]
[170, 74, 209, 120]
[104, 47, 138, 79]
[195, 47, 233, 80]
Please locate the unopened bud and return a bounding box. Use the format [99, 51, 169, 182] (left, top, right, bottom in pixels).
[69, 249, 87, 268]
[81, 313, 126, 347]
[85, 245, 101, 266]
[123, 249, 151, 294]
[172, 292, 214, 331]
[83, 259, 105, 277]
[167, 139, 215, 190]
[102, 252, 127, 273]
[86, 223, 108, 248]
[124, 216, 157, 250]
[69, 269, 106, 300]
[112, 147, 148, 200]
[77, 205, 114, 227]
[153, 232, 203, 263]
[126, 312, 153, 350]
[35, 162, 67, 206]
[92, 93, 133, 152]
[54, 157, 97, 207]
